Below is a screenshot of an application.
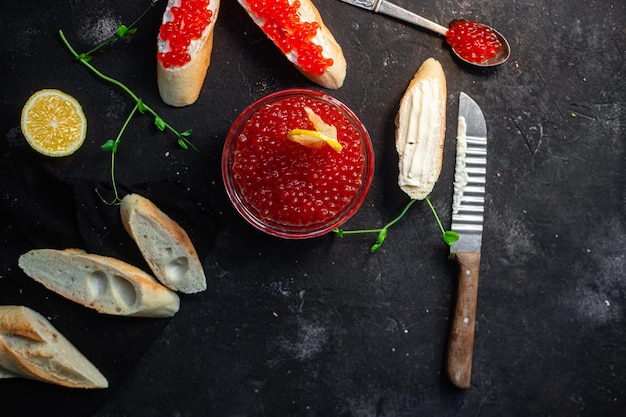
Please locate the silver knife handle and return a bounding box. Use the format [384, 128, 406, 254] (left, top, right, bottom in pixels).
[447, 251, 481, 389]
[347, 0, 379, 10]
[376, 0, 449, 36]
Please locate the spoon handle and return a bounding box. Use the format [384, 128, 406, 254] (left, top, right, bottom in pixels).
[375, 0, 449, 36]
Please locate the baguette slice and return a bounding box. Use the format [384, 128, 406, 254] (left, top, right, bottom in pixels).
[238, 0, 346, 89]
[157, 0, 221, 107]
[120, 193, 207, 294]
[18, 249, 180, 318]
[395, 58, 447, 200]
[0, 305, 108, 389]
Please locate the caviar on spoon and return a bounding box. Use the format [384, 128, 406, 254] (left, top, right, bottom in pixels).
[444, 19, 510, 67]
[340, 0, 511, 67]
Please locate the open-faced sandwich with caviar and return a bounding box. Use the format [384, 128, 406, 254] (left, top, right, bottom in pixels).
[157, 0, 221, 106]
[238, 0, 346, 89]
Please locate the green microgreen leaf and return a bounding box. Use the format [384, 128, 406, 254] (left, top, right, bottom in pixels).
[155, 116, 166, 131]
[137, 100, 148, 114]
[77, 53, 93, 63]
[101, 139, 117, 153]
[180, 128, 193, 137]
[115, 25, 129, 38]
[444, 231, 460, 245]
[177, 137, 189, 150]
[370, 228, 388, 252]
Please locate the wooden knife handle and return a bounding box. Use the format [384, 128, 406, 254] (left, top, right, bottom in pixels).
[447, 251, 481, 389]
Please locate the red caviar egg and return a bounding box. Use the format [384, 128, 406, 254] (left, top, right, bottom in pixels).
[245, 0, 333, 75]
[446, 19, 502, 64]
[158, 0, 213, 68]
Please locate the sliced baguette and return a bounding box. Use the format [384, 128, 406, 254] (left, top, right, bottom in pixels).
[0, 305, 108, 389]
[157, 0, 221, 107]
[18, 249, 180, 318]
[120, 193, 207, 294]
[238, 0, 346, 89]
[395, 58, 447, 200]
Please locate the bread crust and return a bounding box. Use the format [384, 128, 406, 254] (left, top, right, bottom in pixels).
[157, 0, 221, 107]
[238, 0, 346, 89]
[120, 194, 207, 294]
[18, 249, 180, 318]
[395, 58, 447, 200]
[0, 305, 108, 388]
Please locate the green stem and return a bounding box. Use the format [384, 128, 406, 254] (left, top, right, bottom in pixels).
[338, 199, 418, 235]
[384, 198, 417, 228]
[58, 29, 197, 151]
[80, 0, 160, 58]
[334, 199, 418, 251]
[127, 0, 160, 31]
[337, 228, 384, 235]
[425, 195, 445, 235]
[80, 38, 116, 58]
[96, 103, 141, 205]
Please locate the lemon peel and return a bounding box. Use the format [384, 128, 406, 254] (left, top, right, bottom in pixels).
[287, 106, 342, 152]
[20, 89, 87, 157]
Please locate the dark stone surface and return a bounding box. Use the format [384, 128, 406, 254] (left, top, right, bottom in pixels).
[1, 0, 624, 416]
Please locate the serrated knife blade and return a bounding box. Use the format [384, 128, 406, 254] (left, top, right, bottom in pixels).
[447, 92, 487, 389]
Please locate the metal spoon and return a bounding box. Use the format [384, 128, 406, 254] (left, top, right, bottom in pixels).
[339, 0, 511, 67]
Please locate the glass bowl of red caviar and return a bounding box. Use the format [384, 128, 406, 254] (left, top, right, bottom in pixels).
[222, 89, 374, 239]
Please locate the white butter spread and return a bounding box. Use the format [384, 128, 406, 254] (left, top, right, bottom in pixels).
[396, 78, 443, 200]
[452, 116, 468, 214]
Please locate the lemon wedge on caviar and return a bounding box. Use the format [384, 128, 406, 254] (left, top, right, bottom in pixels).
[287, 106, 342, 152]
[287, 129, 343, 152]
[20, 89, 87, 157]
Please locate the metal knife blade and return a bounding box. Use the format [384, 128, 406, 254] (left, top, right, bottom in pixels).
[447, 92, 487, 389]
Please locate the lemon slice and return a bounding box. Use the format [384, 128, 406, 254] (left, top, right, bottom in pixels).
[20, 89, 87, 157]
[287, 107, 342, 152]
[287, 129, 343, 152]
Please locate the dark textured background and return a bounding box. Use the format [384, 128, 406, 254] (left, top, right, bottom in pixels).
[1, 0, 625, 416]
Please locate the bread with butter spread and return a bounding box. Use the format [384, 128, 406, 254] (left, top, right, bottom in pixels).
[395, 58, 447, 200]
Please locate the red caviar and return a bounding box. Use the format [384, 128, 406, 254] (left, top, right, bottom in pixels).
[245, 0, 333, 75]
[446, 19, 502, 64]
[158, 0, 213, 68]
[225, 91, 372, 236]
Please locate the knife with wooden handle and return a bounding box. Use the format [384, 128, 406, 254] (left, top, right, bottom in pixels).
[447, 92, 487, 389]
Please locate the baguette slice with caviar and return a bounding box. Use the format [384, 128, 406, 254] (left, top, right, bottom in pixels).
[18, 249, 180, 318]
[0, 305, 108, 389]
[157, 0, 221, 106]
[238, 0, 346, 89]
[120, 193, 207, 294]
[395, 58, 447, 200]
